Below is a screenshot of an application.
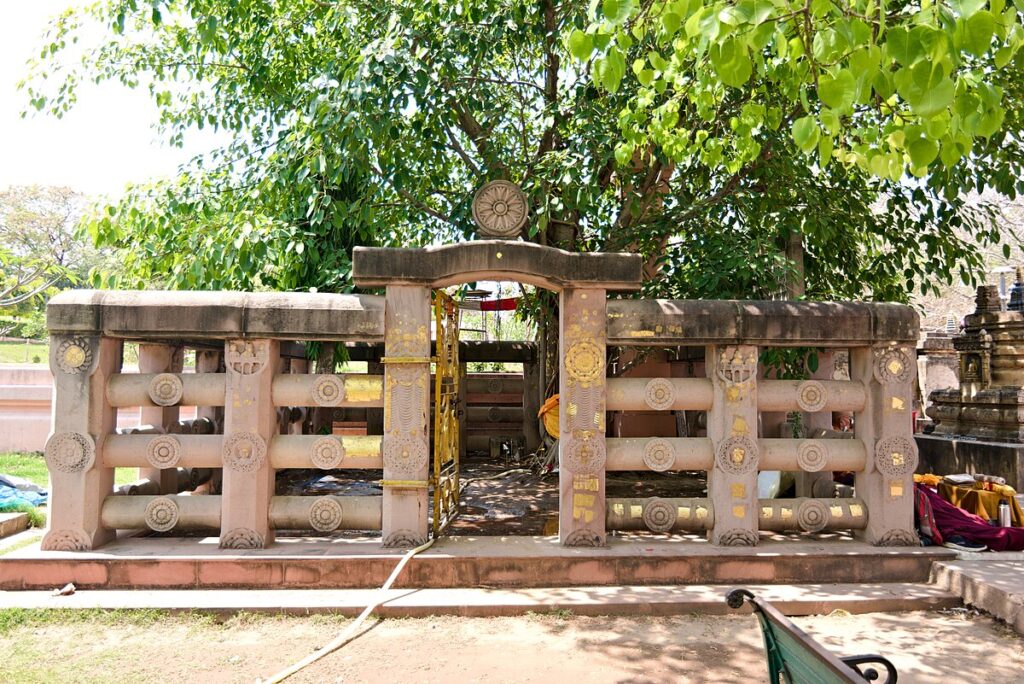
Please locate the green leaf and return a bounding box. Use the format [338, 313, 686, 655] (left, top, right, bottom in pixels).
[710, 39, 752, 88]
[602, 0, 635, 24]
[662, 12, 681, 35]
[961, 11, 996, 56]
[908, 137, 939, 167]
[567, 29, 594, 61]
[792, 116, 820, 152]
[896, 62, 955, 117]
[818, 69, 857, 112]
[951, 0, 987, 17]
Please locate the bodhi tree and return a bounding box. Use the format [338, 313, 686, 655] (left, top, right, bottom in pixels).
[21, 0, 1024, 304]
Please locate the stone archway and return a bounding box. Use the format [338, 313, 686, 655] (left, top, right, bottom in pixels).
[352, 240, 642, 546]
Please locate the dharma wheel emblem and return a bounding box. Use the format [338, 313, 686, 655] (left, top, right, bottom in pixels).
[472, 180, 528, 238]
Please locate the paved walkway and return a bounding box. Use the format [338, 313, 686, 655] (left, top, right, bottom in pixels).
[933, 557, 1024, 635]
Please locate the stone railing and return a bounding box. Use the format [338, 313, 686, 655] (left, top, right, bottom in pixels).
[43, 290, 388, 551]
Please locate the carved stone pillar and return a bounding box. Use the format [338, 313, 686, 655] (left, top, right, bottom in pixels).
[381, 285, 431, 547]
[558, 288, 607, 547]
[42, 336, 120, 551]
[138, 343, 183, 493]
[707, 345, 760, 546]
[796, 350, 840, 498]
[219, 339, 279, 549]
[853, 345, 918, 545]
[196, 349, 224, 493]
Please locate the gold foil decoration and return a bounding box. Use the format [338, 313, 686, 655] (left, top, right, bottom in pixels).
[696, 506, 708, 520]
[345, 375, 384, 403]
[890, 481, 904, 497]
[830, 505, 844, 518]
[342, 435, 382, 458]
[731, 483, 746, 498]
[732, 416, 749, 436]
[679, 507, 691, 520]
[630, 505, 643, 518]
[63, 345, 86, 368]
[887, 358, 904, 375]
[891, 397, 906, 411]
[733, 505, 746, 519]
[612, 503, 625, 516]
[780, 508, 793, 521]
[761, 506, 773, 519]
[850, 504, 864, 518]
[565, 340, 604, 383]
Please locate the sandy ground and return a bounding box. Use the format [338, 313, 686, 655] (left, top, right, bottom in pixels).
[2, 609, 1021, 683]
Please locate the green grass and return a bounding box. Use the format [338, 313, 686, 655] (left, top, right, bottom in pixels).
[0, 340, 48, 364]
[0, 452, 137, 489]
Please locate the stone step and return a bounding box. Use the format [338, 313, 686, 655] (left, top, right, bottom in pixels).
[0, 536, 956, 590]
[931, 559, 1024, 635]
[0, 582, 960, 618]
[0, 512, 29, 539]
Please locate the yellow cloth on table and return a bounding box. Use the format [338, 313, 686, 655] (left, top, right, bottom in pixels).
[938, 481, 1024, 527]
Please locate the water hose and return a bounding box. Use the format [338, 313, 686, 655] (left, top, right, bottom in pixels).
[260, 536, 435, 683]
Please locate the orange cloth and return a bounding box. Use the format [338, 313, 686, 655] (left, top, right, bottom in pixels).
[914, 473, 942, 487]
[538, 394, 560, 439]
[938, 481, 1024, 527]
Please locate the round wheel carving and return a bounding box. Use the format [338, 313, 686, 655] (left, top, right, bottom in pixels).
[718, 528, 759, 547]
[565, 340, 604, 384]
[874, 348, 913, 385]
[644, 378, 676, 411]
[643, 438, 676, 472]
[312, 375, 345, 407]
[383, 435, 429, 475]
[148, 373, 183, 406]
[796, 380, 827, 412]
[41, 529, 91, 552]
[56, 338, 92, 374]
[472, 180, 528, 238]
[309, 497, 344, 532]
[874, 529, 920, 547]
[716, 436, 759, 475]
[796, 440, 828, 473]
[44, 431, 96, 473]
[146, 435, 181, 469]
[565, 433, 606, 474]
[796, 499, 829, 533]
[564, 529, 603, 547]
[383, 529, 427, 548]
[223, 431, 267, 473]
[874, 436, 918, 477]
[220, 527, 265, 549]
[144, 496, 179, 532]
[311, 437, 345, 470]
[643, 498, 677, 533]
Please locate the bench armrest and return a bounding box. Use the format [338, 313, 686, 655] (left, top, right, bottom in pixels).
[840, 655, 898, 683]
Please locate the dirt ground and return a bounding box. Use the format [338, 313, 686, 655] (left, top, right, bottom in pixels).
[2, 609, 1021, 683]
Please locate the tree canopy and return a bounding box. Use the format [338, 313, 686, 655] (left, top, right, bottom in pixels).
[21, 0, 1024, 301]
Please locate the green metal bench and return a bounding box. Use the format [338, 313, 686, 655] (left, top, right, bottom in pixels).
[726, 589, 898, 683]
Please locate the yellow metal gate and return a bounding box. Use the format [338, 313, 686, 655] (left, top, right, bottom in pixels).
[432, 291, 461, 535]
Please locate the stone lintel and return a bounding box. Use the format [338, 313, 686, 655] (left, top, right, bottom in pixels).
[352, 241, 643, 291]
[47, 290, 385, 342]
[608, 299, 918, 346]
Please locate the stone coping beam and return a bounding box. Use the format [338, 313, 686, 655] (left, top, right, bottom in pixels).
[608, 299, 918, 346]
[47, 290, 386, 341]
[352, 240, 643, 291]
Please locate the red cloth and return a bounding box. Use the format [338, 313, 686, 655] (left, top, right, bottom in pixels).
[919, 484, 1024, 551]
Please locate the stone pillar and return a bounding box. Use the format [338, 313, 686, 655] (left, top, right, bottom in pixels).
[707, 345, 760, 546]
[366, 355, 385, 436]
[522, 353, 542, 453]
[853, 345, 918, 545]
[196, 349, 224, 493]
[796, 350, 839, 498]
[42, 336, 121, 550]
[287, 358, 309, 436]
[458, 360, 468, 462]
[219, 339, 279, 549]
[137, 343, 183, 493]
[381, 285, 431, 547]
[558, 288, 607, 547]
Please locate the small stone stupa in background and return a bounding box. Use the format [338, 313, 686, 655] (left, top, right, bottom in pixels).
[920, 268, 1024, 491]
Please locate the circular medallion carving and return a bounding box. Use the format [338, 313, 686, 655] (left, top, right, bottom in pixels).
[796, 380, 827, 412]
[220, 527, 265, 549]
[715, 436, 759, 475]
[223, 431, 267, 473]
[56, 338, 92, 375]
[873, 348, 913, 385]
[471, 180, 528, 238]
[644, 378, 676, 411]
[643, 438, 676, 472]
[44, 431, 96, 473]
[41, 529, 91, 552]
[383, 435, 429, 475]
[564, 529, 603, 547]
[874, 436, 918, 477]
[144, 496, 179, 532]
[643, 498, 677, 533]
[565, 340, 604, 384]
[383, 529, 427, 548]
[148, 373, 183, 406]
[312, 375, 345, 407]
[874, 529, 920, 547]
[796, 499, 829, 533]
[565, 433, 606, 474]
[311, 437, 345, 470]
[309, 497, 344, 532]
[146, 435, 181, 469]
[486, 378, 504, 394]
[718, 528, 759, 547]
[796, 440, 828, 473]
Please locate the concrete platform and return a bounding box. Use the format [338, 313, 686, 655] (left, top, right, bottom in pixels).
[0, 534, 955, 590]
[931, 558, 1024, 635]
[0, 582, 959, 617]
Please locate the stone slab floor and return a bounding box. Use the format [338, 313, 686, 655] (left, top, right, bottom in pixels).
[1, 609, 1020, 683]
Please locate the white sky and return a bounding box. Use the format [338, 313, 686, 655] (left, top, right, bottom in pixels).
[0, 1, 221, 198]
